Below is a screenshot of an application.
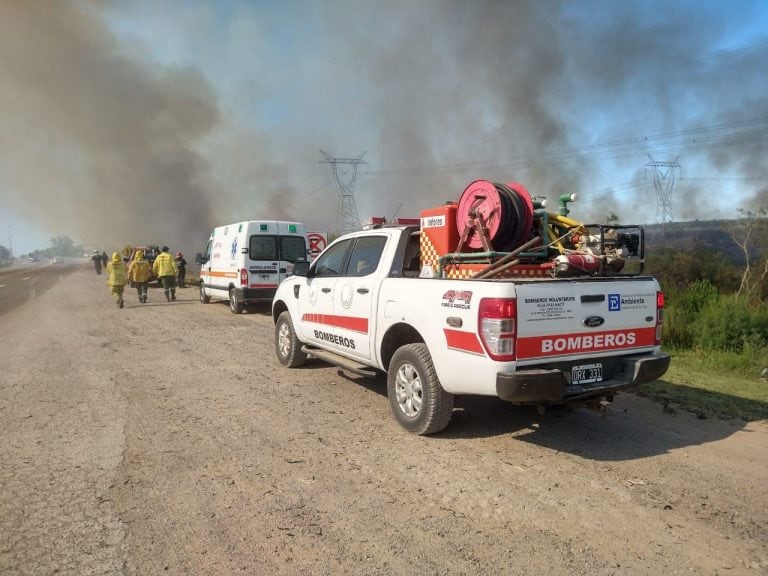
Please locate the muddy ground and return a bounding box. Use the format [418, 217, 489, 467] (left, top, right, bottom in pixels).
[1, 268, 766, 575]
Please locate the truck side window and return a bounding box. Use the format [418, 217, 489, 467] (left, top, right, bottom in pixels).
[403, 232, 421, 277]
[314, 239, 352, 276]
[348, 236, 387, 277]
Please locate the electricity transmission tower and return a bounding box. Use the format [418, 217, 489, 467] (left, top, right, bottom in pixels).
[646, 155, 681, 227]
[320, 150, 367, 234]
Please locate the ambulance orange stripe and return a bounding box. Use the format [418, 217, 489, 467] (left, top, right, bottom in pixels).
[207, 271, 238, 278]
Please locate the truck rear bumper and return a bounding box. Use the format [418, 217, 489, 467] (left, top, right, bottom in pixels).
[496, 353, 671, 404]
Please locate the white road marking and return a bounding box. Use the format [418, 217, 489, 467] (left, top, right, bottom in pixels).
[0, 284, 5, 288]
[22, 277, 30, 281]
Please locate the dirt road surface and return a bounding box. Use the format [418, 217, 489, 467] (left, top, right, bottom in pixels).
[1, 269, 766, 575]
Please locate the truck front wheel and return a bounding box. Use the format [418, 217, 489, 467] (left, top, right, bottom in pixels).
[275, 312, 308, 368]
[388, 343, 454, 435]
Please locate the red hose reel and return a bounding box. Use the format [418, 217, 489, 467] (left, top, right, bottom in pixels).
[456, 180, 534, 251]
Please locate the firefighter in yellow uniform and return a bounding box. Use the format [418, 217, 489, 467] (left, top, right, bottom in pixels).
[106, 252, 127, 308]
[128, 250, 152, 303]
[153, 246, 178, 302]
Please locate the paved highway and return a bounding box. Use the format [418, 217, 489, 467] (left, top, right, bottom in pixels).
[0, 260, 84, 318]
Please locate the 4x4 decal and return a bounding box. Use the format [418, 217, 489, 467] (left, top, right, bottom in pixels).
[442, 290, 473, 309]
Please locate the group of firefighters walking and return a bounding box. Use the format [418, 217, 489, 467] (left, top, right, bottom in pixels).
[95, 246, 187, 309]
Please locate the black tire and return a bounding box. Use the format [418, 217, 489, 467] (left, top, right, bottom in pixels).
[274, 311, 307, 368]
[199, 282, 210, 304]
[229, 288, 244, 314]
[387, 343, 454, 435]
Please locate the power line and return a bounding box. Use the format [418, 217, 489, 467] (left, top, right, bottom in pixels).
[364, 117, 768, 177]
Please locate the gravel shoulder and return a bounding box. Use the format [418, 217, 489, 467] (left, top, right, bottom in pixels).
[1, 269, 766, 575]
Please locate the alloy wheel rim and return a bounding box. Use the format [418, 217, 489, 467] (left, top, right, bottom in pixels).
[278, 323, 290, 358]
[395, 363, 422, 417]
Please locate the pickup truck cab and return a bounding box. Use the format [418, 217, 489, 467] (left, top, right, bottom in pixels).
[272, 225, 669, 435]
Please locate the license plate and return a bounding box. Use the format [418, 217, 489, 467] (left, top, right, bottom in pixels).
[571, 363, 603, 384]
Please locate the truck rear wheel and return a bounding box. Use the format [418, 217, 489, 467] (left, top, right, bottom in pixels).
[275, 312, 307, 368]
[229, 288, 244, 314]
[388, 343, 454, 435]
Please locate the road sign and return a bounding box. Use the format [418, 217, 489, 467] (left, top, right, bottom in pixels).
[307, 232, 328, 258]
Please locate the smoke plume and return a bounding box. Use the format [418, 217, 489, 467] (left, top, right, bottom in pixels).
[0, 0, 765, 252]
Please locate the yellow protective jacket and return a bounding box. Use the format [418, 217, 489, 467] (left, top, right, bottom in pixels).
[153, 251, 178, 278]
[128, 251, 152, 283]
[106, 253, 127, 287]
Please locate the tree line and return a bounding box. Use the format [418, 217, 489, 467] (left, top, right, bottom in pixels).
[645, 208, 767, 359]
[0, 236, 85, 266]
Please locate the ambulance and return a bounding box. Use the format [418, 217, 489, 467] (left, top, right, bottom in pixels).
[196, 220, 310, 313]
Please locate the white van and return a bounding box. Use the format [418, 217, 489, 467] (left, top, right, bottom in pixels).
[196, 220, 310, 313]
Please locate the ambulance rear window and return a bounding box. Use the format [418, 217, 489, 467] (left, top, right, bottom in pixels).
[249, 236, 277, 260]
[280, 236, 307, 263]
[248, 235, 307, 263]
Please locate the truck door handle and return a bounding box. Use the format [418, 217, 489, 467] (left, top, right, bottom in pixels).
[357, 287, 369, 294]
[321, 287, 332, 293]
[279, 268, 287, 273]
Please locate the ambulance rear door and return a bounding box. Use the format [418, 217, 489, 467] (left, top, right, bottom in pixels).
[245, 221, 308, 297]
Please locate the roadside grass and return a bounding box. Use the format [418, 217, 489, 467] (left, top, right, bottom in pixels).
[634, 348, 768, 422]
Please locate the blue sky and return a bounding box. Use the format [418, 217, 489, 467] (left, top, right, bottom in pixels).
[0, 0, 766, 253]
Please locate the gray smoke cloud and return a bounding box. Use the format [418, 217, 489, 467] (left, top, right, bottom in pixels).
[0, 1, 220, 252]
[0, 0, 765, 252]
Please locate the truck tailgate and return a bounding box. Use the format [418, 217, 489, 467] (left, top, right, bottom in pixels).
[515, 279, 659, 364]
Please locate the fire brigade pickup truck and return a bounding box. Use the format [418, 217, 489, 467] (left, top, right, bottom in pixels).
[272, 222, 669, 435]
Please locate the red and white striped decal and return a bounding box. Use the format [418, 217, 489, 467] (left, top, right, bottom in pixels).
[443, 329, 485, 355]
[302, 313, 369, 334]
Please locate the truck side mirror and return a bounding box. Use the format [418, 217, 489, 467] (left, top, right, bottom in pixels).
[293, 260, 310, 277]
[195, 253, 206, 265]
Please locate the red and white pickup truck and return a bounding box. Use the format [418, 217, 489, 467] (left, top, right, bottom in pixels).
[272, 224, 670, 435]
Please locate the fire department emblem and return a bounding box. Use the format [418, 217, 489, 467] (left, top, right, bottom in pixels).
[340, 282, 354, 309]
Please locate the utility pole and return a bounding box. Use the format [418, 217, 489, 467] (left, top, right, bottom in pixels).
[319, 150, 367, 234]
[7, 226, 12, 259]
[646, 155, 681, 229]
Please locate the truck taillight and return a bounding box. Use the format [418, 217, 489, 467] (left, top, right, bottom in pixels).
[240, 268, 248, 287]
[655, 290, 665, 344]
[478, 298, 516, 361]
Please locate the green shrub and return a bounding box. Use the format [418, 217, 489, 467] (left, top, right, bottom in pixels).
[681, 279, 719, 313]
[693, 295, 768, 353]
[662, 280, 719, 350]
[662, 303, 695, 349]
